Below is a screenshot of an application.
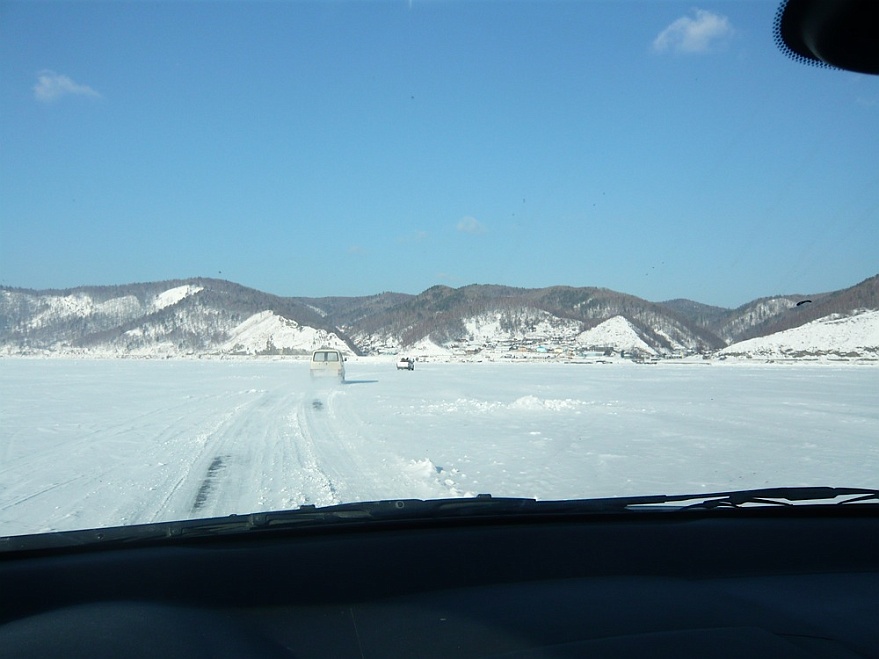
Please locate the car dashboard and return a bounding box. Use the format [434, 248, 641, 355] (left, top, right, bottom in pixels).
[2, 507, 878, 658]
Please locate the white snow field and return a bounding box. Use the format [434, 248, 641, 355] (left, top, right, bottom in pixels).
[1, 358, 878, 537]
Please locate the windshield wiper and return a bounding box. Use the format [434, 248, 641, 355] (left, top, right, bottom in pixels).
[2, 487, 877, 553]
[419, 487, 879, 515]
[428, 487, 879, 514]
[669, 486, 879, 510]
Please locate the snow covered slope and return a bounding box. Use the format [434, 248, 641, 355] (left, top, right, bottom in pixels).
[0, 280, 356, 357]
[152, 285, 203, 311]
[221, 311, 348, 355]
[576, 316, 655, 355]
[721, 309, 879, 361]
[2, 277, 877, 361]
[462, 309, 583, 343]
[341, 283, 724, 356]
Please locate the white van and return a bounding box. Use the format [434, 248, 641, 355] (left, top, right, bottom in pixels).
[309, 348, 346, 381]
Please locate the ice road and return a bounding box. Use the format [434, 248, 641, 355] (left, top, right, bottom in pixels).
[1, 358, 878, 537]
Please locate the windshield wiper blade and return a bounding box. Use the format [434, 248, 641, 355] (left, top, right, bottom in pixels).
[668, 487, 879, 510]
[3, 488, 877, 553]
[168, 486, 879, 535]
[433, 487, 879, 514]
[417, 487, 879, 515]
[0, 498, 539, 551]
[0, 495, 656, 551]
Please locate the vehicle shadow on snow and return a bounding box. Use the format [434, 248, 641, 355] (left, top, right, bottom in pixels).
[343, 379, 379, 385]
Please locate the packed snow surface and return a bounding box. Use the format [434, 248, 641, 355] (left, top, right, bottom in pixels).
[1, 358, 877, 537]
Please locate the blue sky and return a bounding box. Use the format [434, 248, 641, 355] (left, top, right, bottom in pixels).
[1, 1, 877, 308]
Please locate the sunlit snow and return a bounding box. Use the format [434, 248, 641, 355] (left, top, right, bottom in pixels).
[463, 310, 582, 343]
[408, 337, 452, 356]
[1, 358, 877, 538]
[221, 311, 348, 355]
[576, 316, 655, 354]
[21, 292, 141, 330]
[152, 284, 203, 310]
[721, 309, 879, 359]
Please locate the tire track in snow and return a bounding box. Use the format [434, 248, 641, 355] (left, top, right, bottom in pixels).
[161, 385, 347, 519]
[284, 396, 342, 508]
[0, 475, 87, 514]
[295, 389, 378, 503]
[0, 364, 470, 535]
[0, 392, 245, 532]
[298, 386, 469, 503]
[145, 387, 303, 521]
[0, 394, 224, 483]
[172, 381, 469, 516]
[123, 403, 243, 524]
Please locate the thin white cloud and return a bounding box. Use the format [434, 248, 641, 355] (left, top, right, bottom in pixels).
[34, 70, 102, 103]
[347, 245, 366, 255]
[652, 9, 733, 54]
[456, 216, 486, 235]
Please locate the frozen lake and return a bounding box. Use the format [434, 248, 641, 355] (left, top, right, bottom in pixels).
[2, 358, 878, 537]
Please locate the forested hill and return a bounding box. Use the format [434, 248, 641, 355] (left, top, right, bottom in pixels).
[1, 275, 876, 359]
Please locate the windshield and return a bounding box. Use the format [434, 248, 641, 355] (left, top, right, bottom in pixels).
[1, 1, 877, 541]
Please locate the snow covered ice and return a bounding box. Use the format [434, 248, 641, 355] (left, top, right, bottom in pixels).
[1, 358, 878, 537]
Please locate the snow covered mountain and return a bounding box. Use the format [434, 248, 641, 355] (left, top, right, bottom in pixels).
[576, 316, 656, 355]
[1, 275, 876, 361]
[719, 309, 879, 361]
[318, 284, 723, 357]
[0, 279, 352, 357]
[665, 274, 879, 344]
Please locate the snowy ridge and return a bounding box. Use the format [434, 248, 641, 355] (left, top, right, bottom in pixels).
[721, 309, 879, 360]
[370, 311, 658, 359]
[152, 285, 203, 311]
[715, 297, 797, 343]
[397, 311, 878, 364]
[0, 281, 356, 358]
[221, 311, 348, 355]
[2, 277, 877, 361]
[333, 283, 727, 357]
[396, 315, 655, 362]
[576, 316, 655, 355]
[463, 309, 583, 343]
[13, 291, 143, 331]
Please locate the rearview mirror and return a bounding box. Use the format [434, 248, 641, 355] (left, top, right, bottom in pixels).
[775, 0, 879, 74]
